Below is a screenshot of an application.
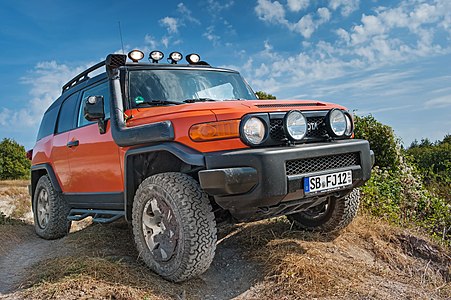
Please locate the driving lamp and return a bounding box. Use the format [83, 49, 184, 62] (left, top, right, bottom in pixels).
[128, 50, 144, 62]
[169, 51, 183, 64]
[149, 50, 164, 63]
[344, 112, 353, 136]
[326, 109, 347, 137]
[284, 110, 307, 141]
[242, 117, 266, 145]
[186, 53, 201, 64]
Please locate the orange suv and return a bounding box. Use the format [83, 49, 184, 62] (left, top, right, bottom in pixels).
[30, 50, 374, 282]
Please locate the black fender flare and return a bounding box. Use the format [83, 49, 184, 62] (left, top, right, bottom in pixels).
[123, 142, 205, 220]
[30, 164, 62, 205]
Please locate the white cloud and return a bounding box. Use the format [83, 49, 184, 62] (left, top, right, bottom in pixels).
[292, 8, 331, 38]
[207, 0, 234, 14]
[255, 0, 287, 25]
[0, 61, 88, 130]
[287, 0, 309, 12]
[144, 34, 158, 50]
[203, 26, 221, 46]
[424, 95, 451, 108]
[177, 3, 200, 25]
[328, 0, 359, 17]
[159, 17, 179, 34]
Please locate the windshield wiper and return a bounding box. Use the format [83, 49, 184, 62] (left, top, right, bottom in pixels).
[136, 99, 182, 106]
[183, 98, 217, 103]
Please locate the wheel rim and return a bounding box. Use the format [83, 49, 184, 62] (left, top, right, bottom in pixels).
[142, 197, 179, 262]
[36, 189, 50, 229]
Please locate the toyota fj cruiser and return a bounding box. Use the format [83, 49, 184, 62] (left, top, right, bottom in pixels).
[30, 50, 374, 282]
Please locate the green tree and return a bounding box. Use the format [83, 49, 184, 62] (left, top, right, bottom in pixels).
[0, 138, 31, 180]
[256, 91, 276, 100]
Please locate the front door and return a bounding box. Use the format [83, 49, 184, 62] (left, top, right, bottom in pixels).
[65, 81, 124, 209]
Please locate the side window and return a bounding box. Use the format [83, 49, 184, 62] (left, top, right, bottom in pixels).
[78, 82, 110, 127]
[36, 106, 59, 140]
[56, 92, 79, 134]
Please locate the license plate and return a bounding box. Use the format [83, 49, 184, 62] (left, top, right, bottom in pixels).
[304, 170, 352, 194]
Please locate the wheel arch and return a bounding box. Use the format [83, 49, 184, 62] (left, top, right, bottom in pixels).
[31, 164, 62, 208]
[124, 142, 205, 221]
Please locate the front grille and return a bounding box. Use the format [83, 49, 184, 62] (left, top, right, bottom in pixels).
[269, 117, 327, 141]
[286, 152, 360, 176]
[269, 119, 285, 140]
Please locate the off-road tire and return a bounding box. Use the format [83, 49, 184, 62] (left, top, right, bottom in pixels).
[287, 188, 360, 233]
[33, 175, 71, 239]
[132, 172, 217, 282]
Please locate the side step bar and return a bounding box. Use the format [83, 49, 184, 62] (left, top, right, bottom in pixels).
[68, 209, 125, 224]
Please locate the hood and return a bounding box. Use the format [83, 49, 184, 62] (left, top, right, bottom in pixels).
[125, 99, 346, 127]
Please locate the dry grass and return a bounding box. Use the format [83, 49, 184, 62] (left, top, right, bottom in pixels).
[233, 215, 451, 299]
[2, 178, 449, 299]
[0, 180, 29, 187]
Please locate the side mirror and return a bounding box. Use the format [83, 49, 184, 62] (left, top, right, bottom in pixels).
[84, 96, 106, 134]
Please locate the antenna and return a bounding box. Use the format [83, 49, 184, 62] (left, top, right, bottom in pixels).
[118, 21, 125, 54]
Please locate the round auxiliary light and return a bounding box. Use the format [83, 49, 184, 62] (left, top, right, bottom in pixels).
[326, 109, 347, 137]
[284, 110, 307, 141]
[149, 50, 164, 63]
[241, 117, 266, 145]
[186, 53, 201, 64]
[128, 50, 144, 63]
[344, 112, 353, 136]
[169, 51, 183, 64]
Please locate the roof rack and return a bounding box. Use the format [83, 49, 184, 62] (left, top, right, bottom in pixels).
[62, 61, 105, 93]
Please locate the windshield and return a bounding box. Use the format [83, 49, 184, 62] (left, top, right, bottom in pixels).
[128, 69, 257, 107]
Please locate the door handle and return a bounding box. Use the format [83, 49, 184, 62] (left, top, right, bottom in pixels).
[67, 140, 79, 148]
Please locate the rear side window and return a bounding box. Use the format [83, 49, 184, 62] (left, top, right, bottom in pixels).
[56, 92, 79, 134]
[78, 82, 110, 127]
[36, 106, 59, 141]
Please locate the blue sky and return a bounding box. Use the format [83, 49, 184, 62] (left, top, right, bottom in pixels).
[0, 0, 450, 150]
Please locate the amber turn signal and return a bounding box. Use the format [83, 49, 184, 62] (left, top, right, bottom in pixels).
[189, 120, 240, 142]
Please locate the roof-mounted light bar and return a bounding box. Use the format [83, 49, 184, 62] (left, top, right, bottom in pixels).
[149, 50, 164, 63]
[128, 50, 144, 63]
[169, 51, 183, 64]
[186, 53, 201, 64]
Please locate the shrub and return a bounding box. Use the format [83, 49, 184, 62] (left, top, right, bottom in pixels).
[0, 138, 31, 180]
[354, 115, 399, 170]
[355, 116, 450, 245]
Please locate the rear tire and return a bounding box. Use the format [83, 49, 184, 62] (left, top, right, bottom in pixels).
[132, 172, 217, 282]
[33, 175, 71, 239]
[287, 188, 360, 233]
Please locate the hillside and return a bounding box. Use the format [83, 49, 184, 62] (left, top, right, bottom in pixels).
[0, 180, 449, 299]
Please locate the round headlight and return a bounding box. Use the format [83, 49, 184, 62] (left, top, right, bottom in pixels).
[242, 117, 266, 145]
[149, 50, 164, 63]
[326, 109, 347, 137]
[186, 53, 200, 64]
[169, 51, 183, 64]
[128, 50, 144, 62]
[284, 110, 307, 141]
[344, 112, 353, 136]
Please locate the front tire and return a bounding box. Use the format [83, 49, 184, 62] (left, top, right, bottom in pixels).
[287, 188, 360, 233]
[33, 175, 71, 239]
[132, 172, 217, 282]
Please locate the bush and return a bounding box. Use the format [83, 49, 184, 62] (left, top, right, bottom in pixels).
[355, 116, 450, 245]
[406, 135, 451, 200]
[354, 115, 399, 170]
[0, 138, 31, 180]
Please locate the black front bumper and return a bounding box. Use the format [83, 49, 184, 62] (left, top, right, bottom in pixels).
[198, 139, 373, 221]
